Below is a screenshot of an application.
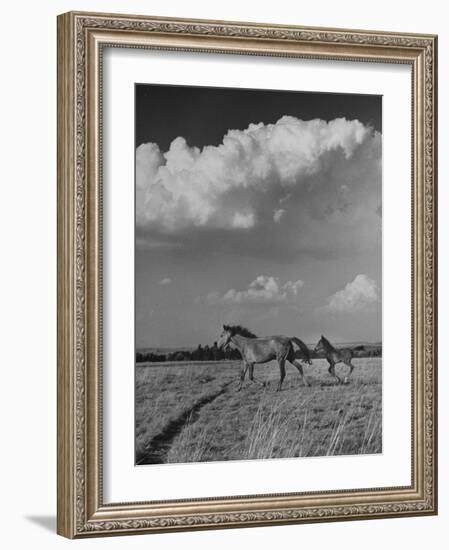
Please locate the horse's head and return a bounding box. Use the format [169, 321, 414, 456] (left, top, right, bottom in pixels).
[314, 336, 325, 355]
[218, 325, 233, 349]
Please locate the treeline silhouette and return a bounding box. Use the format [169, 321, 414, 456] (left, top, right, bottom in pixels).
[136, 342, 381, 363]
[136, 342, 241, 363]
[352, 344, 382, 357]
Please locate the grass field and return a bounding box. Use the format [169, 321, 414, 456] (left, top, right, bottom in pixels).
[135, 358, 382, 465]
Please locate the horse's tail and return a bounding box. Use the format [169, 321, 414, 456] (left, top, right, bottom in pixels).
[290, 337, 312, 364]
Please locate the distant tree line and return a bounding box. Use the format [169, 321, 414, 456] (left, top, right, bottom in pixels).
[351, 345, 382, 358]
[136, 342, 381, 363]
[136, 342, 242, 363]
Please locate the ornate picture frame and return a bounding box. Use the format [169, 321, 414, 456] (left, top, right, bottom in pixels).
[57, 11, 437, 538]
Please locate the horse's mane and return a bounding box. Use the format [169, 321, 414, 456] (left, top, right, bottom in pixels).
[224, 325, 257, 338]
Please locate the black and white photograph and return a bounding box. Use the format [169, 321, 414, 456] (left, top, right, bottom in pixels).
[135, 83, 382, 466]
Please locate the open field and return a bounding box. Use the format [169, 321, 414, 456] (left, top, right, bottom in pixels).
[136, 358, 382, 465]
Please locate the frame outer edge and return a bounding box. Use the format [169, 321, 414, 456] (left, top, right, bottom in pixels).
[57, 12, 77, 539]
[430, 34, 438, 515]
[56, 10, 438, 537]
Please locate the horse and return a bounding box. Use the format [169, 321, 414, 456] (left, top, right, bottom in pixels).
[217, 325, 312, 391]
[314, 335, 355, 384]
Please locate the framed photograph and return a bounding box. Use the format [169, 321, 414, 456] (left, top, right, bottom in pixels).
[57, 11, 438, 538]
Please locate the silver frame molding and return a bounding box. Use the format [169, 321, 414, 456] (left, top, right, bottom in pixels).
[57, 11, 438, 538]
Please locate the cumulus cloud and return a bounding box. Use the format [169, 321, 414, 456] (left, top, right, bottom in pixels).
[324, 274, 378, 313]
[158, 277, 172, 286]
[206, 275, 304, 305]
[136, 116, 380, 239]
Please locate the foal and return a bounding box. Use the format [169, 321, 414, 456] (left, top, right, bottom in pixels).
[314, 335, 355, 384]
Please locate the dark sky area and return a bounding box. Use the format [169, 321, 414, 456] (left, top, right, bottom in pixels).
[135, 84, 382, 151]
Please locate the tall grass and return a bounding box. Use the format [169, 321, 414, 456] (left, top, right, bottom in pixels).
[241, 387, 381, 459]
[360, 409, 382, 454]
[137, 358, 382, 464]
[166, 414, 214, 463]
[135, 361, 238, 463]
[244, 395, 315, 459]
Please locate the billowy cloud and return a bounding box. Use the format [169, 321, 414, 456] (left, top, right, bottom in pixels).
[205, 275, 304, 305]
[324, 274, 378, 313]
[136, 116, 381, 259]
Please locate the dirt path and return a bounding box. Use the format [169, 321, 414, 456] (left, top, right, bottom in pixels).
[137, 381, 234, 465]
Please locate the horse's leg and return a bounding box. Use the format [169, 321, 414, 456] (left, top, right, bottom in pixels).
[328, 362, 342, 384]
[277, 358, 286, 391]
[238, 362, 249, 391]
[292, 360, 311, 387]
[248, 363, 254, 381]
[248, 363, 265, 387]
[343, 361, 355, 384]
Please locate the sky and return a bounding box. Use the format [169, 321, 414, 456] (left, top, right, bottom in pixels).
[135, 84, 382, 348]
